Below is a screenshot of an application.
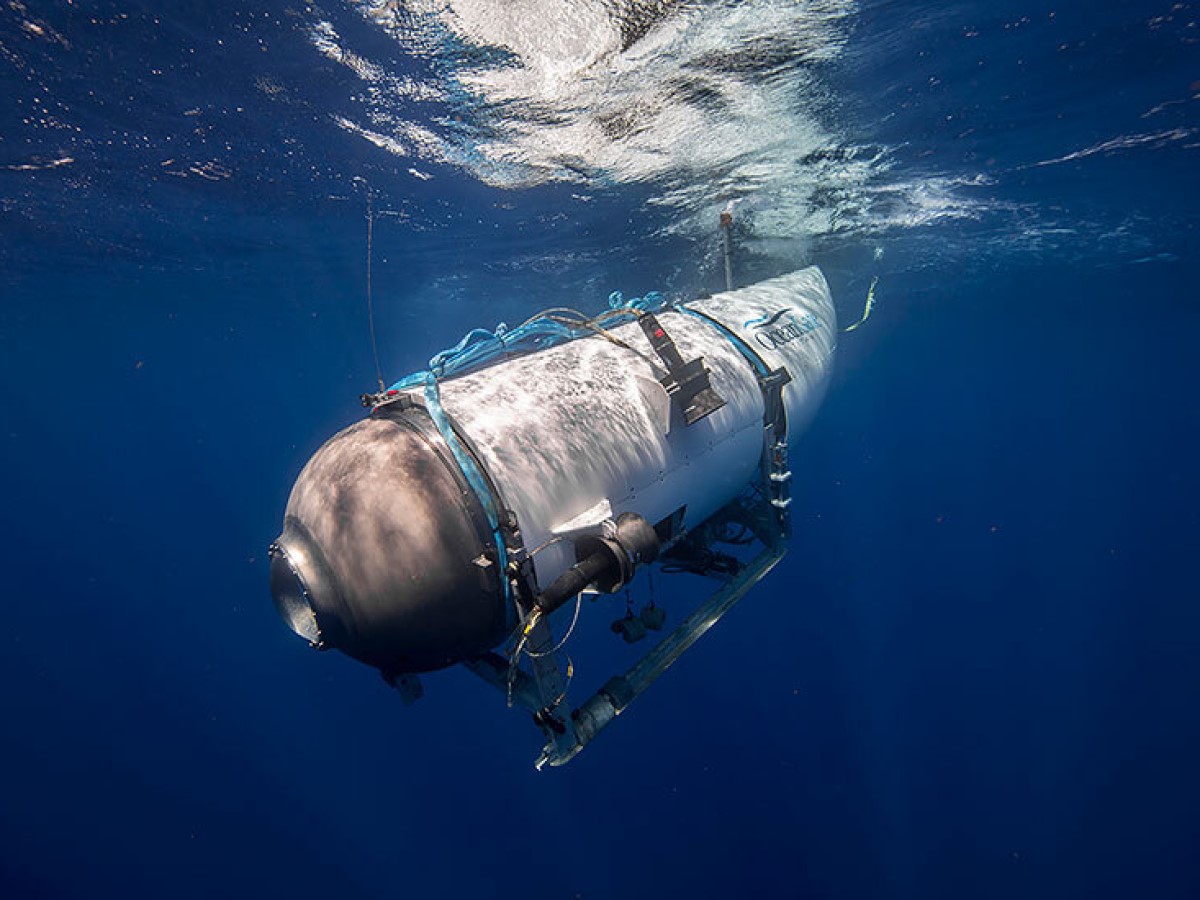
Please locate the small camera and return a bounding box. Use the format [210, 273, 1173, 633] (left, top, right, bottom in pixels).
[640, 604, 666, 631]
[611, 613, 647, 644]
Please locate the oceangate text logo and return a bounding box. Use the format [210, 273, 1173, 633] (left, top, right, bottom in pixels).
[744, 309, 821, 351]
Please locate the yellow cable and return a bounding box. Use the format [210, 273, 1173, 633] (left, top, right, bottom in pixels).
[843, 275, 878, 333]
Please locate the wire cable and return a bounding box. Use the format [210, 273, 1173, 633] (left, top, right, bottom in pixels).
[525, 593, 584, 658]
[364, 190, 385, 391]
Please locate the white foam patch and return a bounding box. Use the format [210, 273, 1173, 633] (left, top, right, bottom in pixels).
[310, 18, 445, 103]
[1028, 128, 1197, 168]
[312, 1, 1040, 254]
[418, 0, 855, 187]
[334, 115, 408, 157]
[316, 2, 863, 191]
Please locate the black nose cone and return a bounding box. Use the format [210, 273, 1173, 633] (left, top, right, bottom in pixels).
[270, 410, 510, 674]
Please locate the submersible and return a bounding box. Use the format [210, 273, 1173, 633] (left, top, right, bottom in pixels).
[270, 267, 836, 766]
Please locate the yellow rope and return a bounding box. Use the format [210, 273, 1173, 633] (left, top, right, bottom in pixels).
[843, 275, 878, 333]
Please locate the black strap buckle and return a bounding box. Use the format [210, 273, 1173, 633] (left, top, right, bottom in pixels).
[638, 314, 727, 426]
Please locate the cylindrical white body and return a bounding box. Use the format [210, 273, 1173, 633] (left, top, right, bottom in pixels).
[430, 267, 836, 587]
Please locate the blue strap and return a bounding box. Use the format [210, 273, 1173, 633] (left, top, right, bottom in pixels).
[380, 290, 668, 624]
[672, 302, 771, 378]
[390, 291, 667, 391]
[421, 374, 514, 618]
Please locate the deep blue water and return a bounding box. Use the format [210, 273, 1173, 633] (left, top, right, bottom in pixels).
[2, 2, 1198, 898]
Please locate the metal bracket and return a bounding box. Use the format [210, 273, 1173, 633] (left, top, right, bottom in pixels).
[461, 499, 786, 769]
[638, 313, 727, 426]
[461, 613, 578, 764]
[361, 388, 415, 411]
[549, 541, 786, 767]
[758, 367, 793, 539]
[523, 614, 579, 764]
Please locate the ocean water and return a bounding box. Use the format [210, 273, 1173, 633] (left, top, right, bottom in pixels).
[2, 2, 1198, 898]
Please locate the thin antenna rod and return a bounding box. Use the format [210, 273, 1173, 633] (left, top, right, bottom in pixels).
[719, 206, 734, 292]
[365, 190, 385, 392]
